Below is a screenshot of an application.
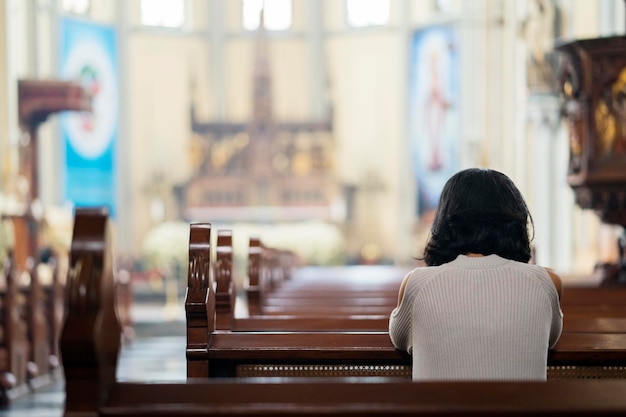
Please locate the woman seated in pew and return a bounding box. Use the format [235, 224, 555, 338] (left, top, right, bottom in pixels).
[389, 168, 563, 381]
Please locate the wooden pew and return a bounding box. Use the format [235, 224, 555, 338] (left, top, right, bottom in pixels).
[215, 230, 236, 331]
[3, 214, 52, 389]
[215, 229, 626, 334]
[62, 209, 626, 417]
[61, 207, 121, 416]
[561, 286, 626, 318]
[1, 215, 69, 394]
[19, 257, 51, 389]
[215, 231, 392, 332]
[185, 224, 626, 380]
[242, 238, 626, 321]
[42, 257, 64, 375]
[245, 240, 404, 316]
[115, 260, 134, 343]
[0, 254, 30, 405]
[101, 379, 626, 416]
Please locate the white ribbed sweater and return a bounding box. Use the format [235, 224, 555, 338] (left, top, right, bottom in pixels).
[389, 254, 563, 381]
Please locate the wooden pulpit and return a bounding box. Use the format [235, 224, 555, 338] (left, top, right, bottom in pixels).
[12, 79, 92, 272]
[557, 36, 626, 285]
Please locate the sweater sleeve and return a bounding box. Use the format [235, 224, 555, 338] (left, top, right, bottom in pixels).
[548, 291, 563, 349]
[388, 273, 415, 354]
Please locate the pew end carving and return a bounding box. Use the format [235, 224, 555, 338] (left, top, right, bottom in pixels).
[184, 223, 214, 379]
[215, 230, 235, 330]
[245, 237, 264, 316]
[60, 207, 122, 417]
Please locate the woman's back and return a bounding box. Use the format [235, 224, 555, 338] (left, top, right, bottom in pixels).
[389, 254, 563, 380]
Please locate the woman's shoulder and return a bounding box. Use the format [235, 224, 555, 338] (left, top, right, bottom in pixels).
[403, 264, 448, 289]
[508, 260, 563, 300]
[542, 267, 563, 300]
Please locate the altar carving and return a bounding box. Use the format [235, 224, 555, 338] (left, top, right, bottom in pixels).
[178, 15, 338, 223]
[557, 35, 626, 285]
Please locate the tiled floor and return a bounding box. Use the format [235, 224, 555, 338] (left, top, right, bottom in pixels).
[0, 304, 187, 417]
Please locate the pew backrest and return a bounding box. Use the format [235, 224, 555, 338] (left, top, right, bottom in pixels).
[215, 229, 235, 330]
[60, 207, 122, 416]
[185, 223, 214, 378]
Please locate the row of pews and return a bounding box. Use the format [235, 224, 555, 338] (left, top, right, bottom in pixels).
[0, 215, 133, 406]
[187, 224, 626, 380]
[62, 207, 626, 416]
[0, 247, 65, 404]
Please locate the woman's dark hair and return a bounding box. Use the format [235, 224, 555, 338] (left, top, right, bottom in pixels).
[421, 168, 534, 266]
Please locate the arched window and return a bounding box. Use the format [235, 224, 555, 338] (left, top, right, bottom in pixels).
[63, 0, 90, 14]
[242, 0, 292, 31]
[141, 0, 185, 28]
[346, 0, 390, 27]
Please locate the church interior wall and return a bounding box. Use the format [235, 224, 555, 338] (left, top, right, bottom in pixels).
[128, 34, 209, 252]
[569, 0, 600, 38]
[1, 0, 625, 282]
[326, 31, 402, 260]
[0, 1, 8, 189]
[3, 0, 30, 208]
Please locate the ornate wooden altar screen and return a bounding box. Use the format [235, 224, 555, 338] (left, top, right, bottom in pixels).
[13, 79, 91, 271]
[557, 32, 626, 285]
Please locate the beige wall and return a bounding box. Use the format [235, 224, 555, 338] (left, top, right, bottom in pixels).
[128, 34, 208, 251]
[2, 0, 29, 199]
[327, 32, 402, 258]
[0, 0, 7, 186]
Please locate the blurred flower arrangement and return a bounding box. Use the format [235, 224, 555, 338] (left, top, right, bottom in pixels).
[228, 221, 346, 266]
[142, 221, 190, 272]
[141, 220, 346, 284]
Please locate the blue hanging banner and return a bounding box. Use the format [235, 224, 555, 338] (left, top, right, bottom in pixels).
[59, 17, 118, 217]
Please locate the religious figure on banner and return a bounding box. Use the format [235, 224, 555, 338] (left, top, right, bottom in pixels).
[424, 50, 452, 172]
[409, 25, 459, 216]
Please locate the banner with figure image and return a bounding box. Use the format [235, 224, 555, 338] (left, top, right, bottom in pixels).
[409, 25, 460, 216]
[59, 17, 118, 217]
